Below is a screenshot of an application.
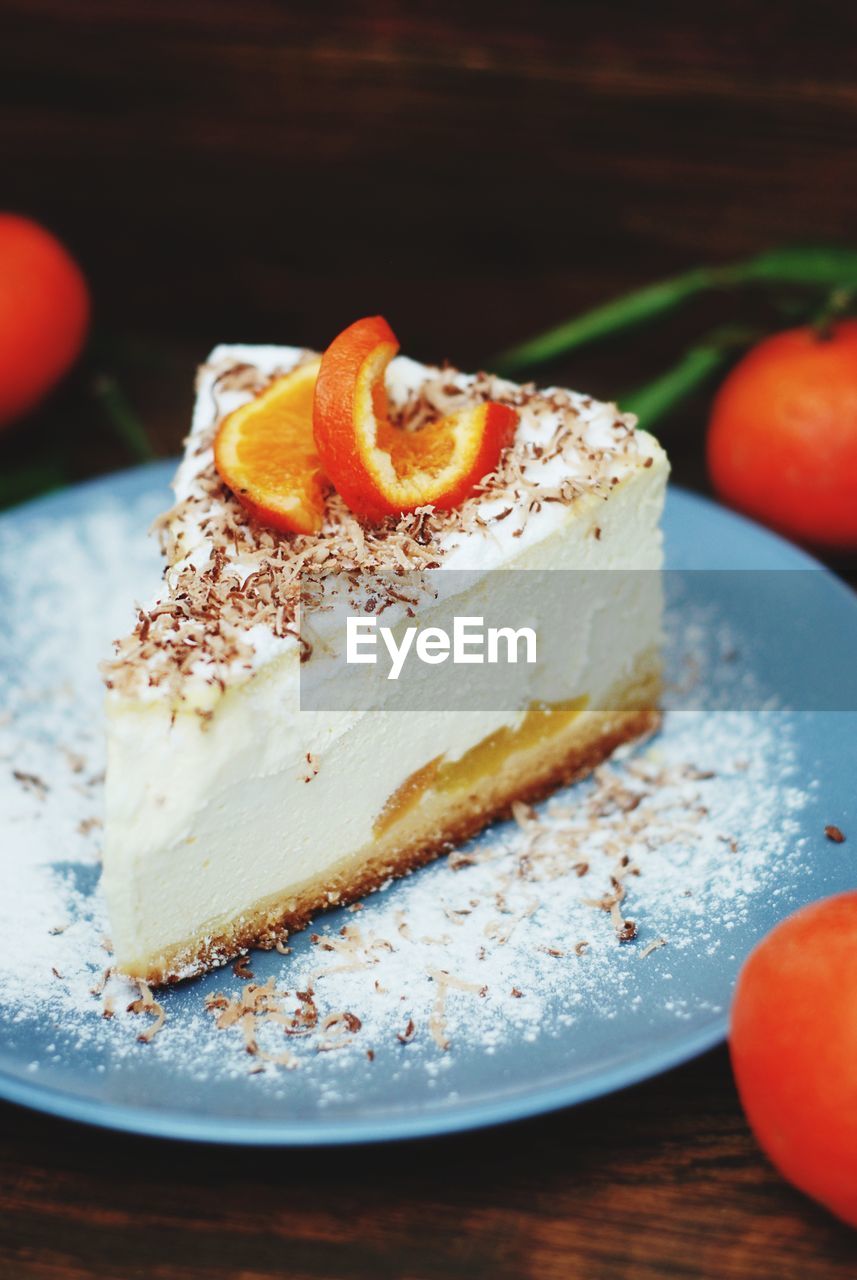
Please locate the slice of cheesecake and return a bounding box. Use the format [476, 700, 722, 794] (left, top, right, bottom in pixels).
[102, 343, 669, 985]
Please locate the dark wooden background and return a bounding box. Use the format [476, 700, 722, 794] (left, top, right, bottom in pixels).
[2, 2, 857, 1275]
[6, 0, 857, 353]
[4, 0, 857, 501]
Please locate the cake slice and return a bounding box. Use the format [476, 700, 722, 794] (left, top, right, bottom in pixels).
[102, 339, 669, 985]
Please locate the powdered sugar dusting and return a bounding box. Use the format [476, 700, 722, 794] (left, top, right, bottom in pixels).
[0, 479, 819, 1107]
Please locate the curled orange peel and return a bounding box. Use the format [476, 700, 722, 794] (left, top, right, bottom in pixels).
[312, 316, 518, 521]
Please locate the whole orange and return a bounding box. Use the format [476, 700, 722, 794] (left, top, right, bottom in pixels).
[707, 323, 857, 549]
[0, 213, 90, 427]
[730, 892, 857, 1227]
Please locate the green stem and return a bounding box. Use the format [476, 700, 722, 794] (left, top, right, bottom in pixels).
[811, 286, 856, 339]
[492, 246, 857, 375]
[92, 373, 155, 462]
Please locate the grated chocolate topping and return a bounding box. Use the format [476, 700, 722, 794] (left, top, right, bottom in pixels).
[103, 350, 644, 700]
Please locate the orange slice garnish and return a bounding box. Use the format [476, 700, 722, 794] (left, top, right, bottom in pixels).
[214, 357, 324, 535]
[313, 316, 518, 521]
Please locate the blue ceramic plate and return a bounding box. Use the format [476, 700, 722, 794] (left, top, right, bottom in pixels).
[0, 463, 854, 1145]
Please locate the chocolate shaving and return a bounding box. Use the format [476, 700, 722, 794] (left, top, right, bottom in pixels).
[127, 980, 166, 1044]
[426, 969, 485, 1050]
[103, 354, 645, 700]
[639, 937, 667, 958]
[12, 770, 49, 799]
[233, 954, 255, 981]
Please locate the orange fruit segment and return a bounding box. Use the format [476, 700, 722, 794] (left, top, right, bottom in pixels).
[214, 357, 324, 535]
[313, 316, 519, 521]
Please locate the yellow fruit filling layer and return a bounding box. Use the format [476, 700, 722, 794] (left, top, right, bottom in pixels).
[374, 696, 589, 837]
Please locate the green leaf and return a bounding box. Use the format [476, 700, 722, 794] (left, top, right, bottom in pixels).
[91, 373, 155, 462]
[492, 245, 857, 376]
[734, 246, 857, 288]
[0, 461, 66, 510]
[492, 268, 713, 374]
[621, 327, 758, 430]
[622, 346, 728, 428]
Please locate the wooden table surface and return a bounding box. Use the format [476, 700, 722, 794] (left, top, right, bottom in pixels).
[3, 4, 857, 1275]
[3, 1046, 857, 1280]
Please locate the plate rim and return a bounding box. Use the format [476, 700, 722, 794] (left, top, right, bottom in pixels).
[0, 1019, 726, 1147]
[0, 462, 853, 1145]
